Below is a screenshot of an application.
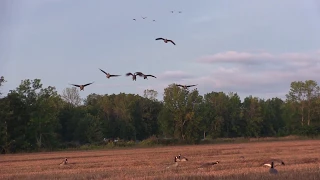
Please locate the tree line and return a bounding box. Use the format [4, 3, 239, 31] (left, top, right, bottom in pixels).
[1, 76, 320, 153]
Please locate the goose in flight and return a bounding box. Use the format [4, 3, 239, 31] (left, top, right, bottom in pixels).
[99, 68, 121, 79]
[175, 84, 197, 89]
[136, 72, 157, 79]
[142, 16, 147, 19]
[70, 82, 94, 91]
[155, 38, 176, 45]
[126, 72, 138, 81]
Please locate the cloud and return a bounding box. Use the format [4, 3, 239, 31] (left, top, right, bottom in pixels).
[157, 70, 194, 81]
[197, 51, 319, 68]
[135, 50, 320, 101]
[189, 50, 320, 100]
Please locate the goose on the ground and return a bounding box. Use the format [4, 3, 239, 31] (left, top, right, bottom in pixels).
[175, 154, 188, 162]
[166, 157, 179, 169]
[59, 158, 68, 165]
[198, 161, 219, 169]
[70, 82, 94, 91]
[269, 162, 278, 174]
[155, 38, 176, 45]
[262, 159, 285, 167]
[99, 68, 121, 79]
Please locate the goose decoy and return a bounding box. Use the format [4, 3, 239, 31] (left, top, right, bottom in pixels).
[262, 159, 285, 167]
[175, 154, 188, 162]
[136, 72, 157, 79]
[269, 162, 278, 174]
[59, 158, 68, 165]
[70, 82, 94, 91]
[198, 161, 219, 169]
[141, 16, 147, 19]
[126, 72, 138, 81]
[175, 84, 197, 89]
[99, 68, 121, 79]
[155, 38, 176, 45]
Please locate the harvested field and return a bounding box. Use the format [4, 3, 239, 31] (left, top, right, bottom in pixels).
[1, 140, 320, 180]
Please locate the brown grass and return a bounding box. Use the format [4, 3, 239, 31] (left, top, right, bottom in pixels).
[1, 140, 320, 180]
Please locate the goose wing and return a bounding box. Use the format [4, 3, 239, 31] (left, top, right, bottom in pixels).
[126, 72, 133, 76]
[83, 82, 94, 87]
[135, 72, 144, 76]
[156, 38, 165, 41]
[146, 75, 156, 78]
[186, 84, 197, 87]
[175, 84, 184, 87]
[99, 68, 108, 75]
[70, 84, 80, 87]
[109, 74, 121, 77]
[167, 40, 176, 45]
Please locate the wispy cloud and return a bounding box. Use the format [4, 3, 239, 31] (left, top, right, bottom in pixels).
[157, 70, 195, 80]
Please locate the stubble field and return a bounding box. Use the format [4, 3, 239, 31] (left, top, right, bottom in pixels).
[1, 140, 320, 180]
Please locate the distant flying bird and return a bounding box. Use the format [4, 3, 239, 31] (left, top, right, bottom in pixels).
[155, 38, 176, 45]
[153, 20, 156, 22]
[261, 159, 285, 167]
[170, 11, 174, 13]
[70, 82, 94, 91]
[126, 72, 138, 81]
[133, 19, 136, 21]
[178, 11, 182, 13]
[198, 161, 220, 169]
[269, 162, 278, 174]
[142, 16, 147, 19]
[175, 84, 197, 89]
[136, 72, 157, 79]
[99, 68, 121, 79]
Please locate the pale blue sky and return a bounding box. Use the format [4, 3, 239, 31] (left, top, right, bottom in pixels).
[1, 0, 320, 101]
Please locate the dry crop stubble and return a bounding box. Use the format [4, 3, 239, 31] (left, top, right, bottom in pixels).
[0, 140, 320, 180]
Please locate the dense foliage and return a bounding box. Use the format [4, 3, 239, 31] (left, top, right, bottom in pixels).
[1, 77, 320, 153]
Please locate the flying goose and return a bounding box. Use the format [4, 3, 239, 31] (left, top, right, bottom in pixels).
[269, 162, 278, 174]
[170, 11, 174, 13]
[99, 68, 121, 79]
[59, 158, 68, 165]
[70, 82, 94, 91]
[198, 161, 219, 169]
[175, 154, 188, 162]
[142, 16, 147, 19]
[155, 38, 176, 45]
[136, 72, 157, 79]
[178, 11, 182, 13]
[262, 159, 285, 167]
[133, 19, 136, 21]
[126, 72, 138, 81]
[175, 84, 197, 89]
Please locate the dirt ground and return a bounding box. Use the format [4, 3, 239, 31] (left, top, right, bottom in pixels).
[1, 140, 320, 180]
